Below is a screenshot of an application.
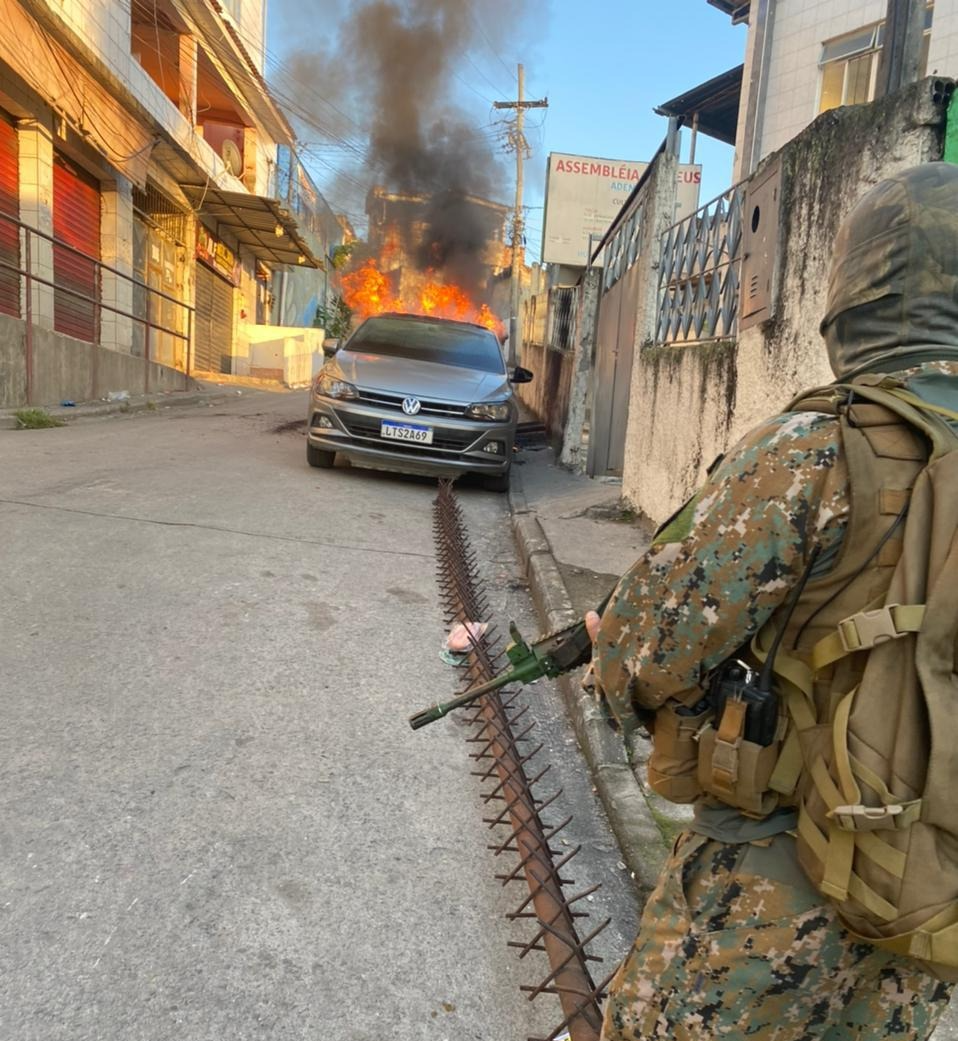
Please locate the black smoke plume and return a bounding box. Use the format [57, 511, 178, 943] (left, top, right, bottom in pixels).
[275, 0, 540, 296]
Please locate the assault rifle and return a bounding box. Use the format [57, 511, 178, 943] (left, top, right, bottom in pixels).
[409, 593, 613, 731]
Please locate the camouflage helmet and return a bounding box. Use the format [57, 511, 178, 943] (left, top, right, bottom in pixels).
[821, 162, 958, 380]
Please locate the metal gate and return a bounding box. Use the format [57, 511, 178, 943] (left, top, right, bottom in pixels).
[587, 266, 639, 477]
[0, 111, 19, 318]
[53, 155, 100, 342]
[194, 261, 234, 374]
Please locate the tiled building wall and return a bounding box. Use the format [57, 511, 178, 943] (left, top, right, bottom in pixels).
[740, 0, 958, 176]
[927, 2, 958, 74]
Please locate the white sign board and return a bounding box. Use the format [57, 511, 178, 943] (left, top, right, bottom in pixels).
[541, 153, 702, 267]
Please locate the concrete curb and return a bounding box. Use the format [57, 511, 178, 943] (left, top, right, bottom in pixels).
[508, 467, 668, 899]
[0, 390, 236, 430]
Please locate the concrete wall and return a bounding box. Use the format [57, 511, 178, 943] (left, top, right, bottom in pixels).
[625, 77, 948, 525]
[240, 324, 325, 387]
[0, 312, 191, 408]
[736, 0, 958, 179]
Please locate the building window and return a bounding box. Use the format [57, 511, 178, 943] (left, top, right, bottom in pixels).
[818, 6, 933, 114]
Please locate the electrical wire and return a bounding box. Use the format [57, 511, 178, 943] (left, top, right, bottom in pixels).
[36, 22, 160, 166]
[467, 7, 517, 86]
[225, 9, 516, 179]
[37, 0, 523, 234]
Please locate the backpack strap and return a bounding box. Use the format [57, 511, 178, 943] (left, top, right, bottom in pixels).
[790, 378, 958, 458]
[810, 603, 926, 672]
[795, 379, 954, 672]
[853, 905, 958, 962]
[841, 380, 958, 461]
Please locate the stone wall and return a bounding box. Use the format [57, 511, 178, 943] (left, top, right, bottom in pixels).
[623, 77, 951, 525]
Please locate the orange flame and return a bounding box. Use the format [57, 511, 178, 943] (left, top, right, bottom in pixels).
[341, 261, 397, 318]
[342, 260, 505, 338]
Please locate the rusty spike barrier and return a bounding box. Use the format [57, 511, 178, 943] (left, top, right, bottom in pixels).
[432, 480, 615, 1041]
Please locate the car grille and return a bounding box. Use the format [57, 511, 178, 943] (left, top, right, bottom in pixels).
[355, 388, 470, 417]
[335, 412, 479, 452]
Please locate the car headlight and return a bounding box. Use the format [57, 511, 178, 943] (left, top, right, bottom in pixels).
[314, 371, 359, 400]
[466, 400, 511, 422]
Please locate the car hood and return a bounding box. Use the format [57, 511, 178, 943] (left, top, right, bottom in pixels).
[331, 350, 511, 403]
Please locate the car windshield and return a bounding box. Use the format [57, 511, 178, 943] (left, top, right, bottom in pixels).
[346, 316, 505, 374]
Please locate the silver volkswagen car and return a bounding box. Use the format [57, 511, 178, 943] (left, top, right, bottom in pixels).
[306, 313, 532, 491]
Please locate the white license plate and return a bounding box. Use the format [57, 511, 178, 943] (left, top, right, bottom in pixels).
[380, 420, 433, 444]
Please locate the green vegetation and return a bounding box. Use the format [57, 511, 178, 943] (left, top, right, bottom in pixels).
[315, 293, 353, 340]
[14, 408, 65, 429]
[647, 799, 684, 850]
[328, 243, 354, 271]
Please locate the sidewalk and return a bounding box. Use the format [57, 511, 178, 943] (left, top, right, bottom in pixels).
[509, 445, 693, 898]
[0, 375, 285, 430]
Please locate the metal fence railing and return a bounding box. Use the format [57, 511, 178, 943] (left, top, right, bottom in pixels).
[0, 209, 193, 403]
[549, 286, 576, 352]
[655, 182, 745, 345]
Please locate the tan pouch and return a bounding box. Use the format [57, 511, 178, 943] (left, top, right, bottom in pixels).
[647, 703, 712, 803]
[697, 721, 781, 817]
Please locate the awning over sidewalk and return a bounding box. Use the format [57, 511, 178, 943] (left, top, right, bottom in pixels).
[182, 185, 321, 268]
[655, 65, 744, 146]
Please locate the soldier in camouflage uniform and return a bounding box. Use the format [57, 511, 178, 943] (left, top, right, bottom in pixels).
[589, 163, 958, 1039]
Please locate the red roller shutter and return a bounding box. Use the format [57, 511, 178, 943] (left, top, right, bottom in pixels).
[54, 155, 100, 342]
[0, 112, 19, 317]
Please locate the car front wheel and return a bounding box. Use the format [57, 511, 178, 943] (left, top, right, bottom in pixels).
[483, 469, 510, 493]
[307, 443, 336, 469]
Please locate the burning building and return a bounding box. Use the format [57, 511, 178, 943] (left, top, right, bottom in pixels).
[339, 186, 510, 334]
[282, 0, 529, 336]
[366, 186, 509, 290]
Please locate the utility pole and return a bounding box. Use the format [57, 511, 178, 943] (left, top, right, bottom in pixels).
[875, 0, 926, 98]
[494, 64, 547, 367]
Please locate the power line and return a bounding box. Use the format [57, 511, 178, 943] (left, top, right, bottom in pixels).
[468, 8, 516, 86]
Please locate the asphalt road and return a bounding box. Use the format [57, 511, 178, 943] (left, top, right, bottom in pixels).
[0, 391, 638, 1041]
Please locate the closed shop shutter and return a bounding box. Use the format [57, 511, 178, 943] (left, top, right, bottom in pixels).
[194, 261, 233, 373]
[0, 112, 19, 317]
[53, 155, 100, 342]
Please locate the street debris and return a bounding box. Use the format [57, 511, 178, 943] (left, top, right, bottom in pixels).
[446, 621, 488, 653]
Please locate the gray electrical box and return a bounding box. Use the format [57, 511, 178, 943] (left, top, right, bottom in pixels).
[740, 158, 782, 331]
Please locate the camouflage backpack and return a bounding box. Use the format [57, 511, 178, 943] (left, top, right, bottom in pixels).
[757, 376, 958, 968]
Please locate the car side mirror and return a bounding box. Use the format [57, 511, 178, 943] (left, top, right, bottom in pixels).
[510, 365, 534, 384]
[322, 339, 339, 359]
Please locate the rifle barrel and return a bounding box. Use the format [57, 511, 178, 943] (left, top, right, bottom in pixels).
[408, 658, 541, 730]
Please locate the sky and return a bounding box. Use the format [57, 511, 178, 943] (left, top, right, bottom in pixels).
[265, 0, 748, 263]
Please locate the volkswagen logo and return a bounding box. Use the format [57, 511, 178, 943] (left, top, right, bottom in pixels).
[402, 397, 422, 416]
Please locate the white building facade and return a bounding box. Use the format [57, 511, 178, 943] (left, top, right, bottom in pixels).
[714, 0, 953, 179]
